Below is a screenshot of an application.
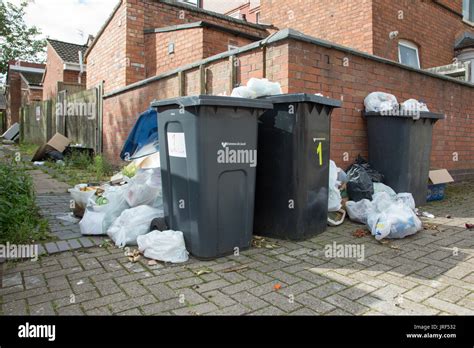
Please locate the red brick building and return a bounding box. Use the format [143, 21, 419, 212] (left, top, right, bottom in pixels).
[42, 39, 88, 100]
[85, 0, 269, 93]
[259, 0, 474, 70]
[20, 71, 43, 104]
[80, 0, 474, 180]
[224, 0, 261, 23]
[4, 61, 45, 128]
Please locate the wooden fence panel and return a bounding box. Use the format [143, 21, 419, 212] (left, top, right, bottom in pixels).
[21, 86, 102, 154]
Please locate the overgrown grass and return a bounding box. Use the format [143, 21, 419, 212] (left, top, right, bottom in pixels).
[19, 142, 39, 157]
[42, 152, 115, 186]
[0, 160, 50, 244]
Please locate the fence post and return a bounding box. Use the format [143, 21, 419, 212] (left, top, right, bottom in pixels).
[229, 55, 237, 95]
[178, 71, 185, 96]
[199, 65, 207, 95]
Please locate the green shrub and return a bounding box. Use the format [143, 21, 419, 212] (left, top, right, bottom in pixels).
[19, 142, 39, 156]
[88, 155, 113, 181]
[65, 151, 93, 169]
[0, 161, 50, 244]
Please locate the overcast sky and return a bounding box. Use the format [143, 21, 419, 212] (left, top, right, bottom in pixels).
[8, 0, 119, 44]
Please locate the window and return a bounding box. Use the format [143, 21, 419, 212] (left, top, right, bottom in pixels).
[177, 0, 201, 7]
[463, 0, 474, 23]
[229, 11, 242, 19]
[398, 40, 420, 69]
[255, 11, 261, 24]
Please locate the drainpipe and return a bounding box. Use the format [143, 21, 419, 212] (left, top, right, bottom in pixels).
[78, 51, 84, 85]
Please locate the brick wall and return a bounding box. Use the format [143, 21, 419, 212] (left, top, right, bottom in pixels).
[6, 73, 21, 127]
[20, 79, 43, 104]
[226, 2, 261, 23]
[203, 27, 252, 56]
[145, 26, 253, 77]
[86, 1, 128, 92]
[372, 0, 473, 68]
[102, 34, 474, 180]
[43, 44, 64, 100]
[86, 0, 268, 94]
[260, 0, 474, 69]
[435, 0, 463, 14]
[145, 28, 204, 77]
[29, 88, 43, 103]
[285, 38, 474, 179]
[102, 45, 277, 163]
[5, 61, 44, 128]
[260, 0, 374, 53]
[63, 70, 87, 86]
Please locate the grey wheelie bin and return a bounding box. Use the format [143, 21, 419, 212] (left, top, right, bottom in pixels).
[253, 94, 342, 240]
[152, 95, 273, 259]
[364, 111, 445, 206]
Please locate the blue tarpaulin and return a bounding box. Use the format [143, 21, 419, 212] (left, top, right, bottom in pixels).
[120, 109, 159, 161]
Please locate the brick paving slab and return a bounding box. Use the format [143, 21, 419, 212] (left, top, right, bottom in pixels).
[1, 172, 474, 315]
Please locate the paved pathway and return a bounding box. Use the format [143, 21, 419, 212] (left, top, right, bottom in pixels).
[1, 177, 473, 315]
[31, 170, 70, 195]
[1, 145, 473, 315]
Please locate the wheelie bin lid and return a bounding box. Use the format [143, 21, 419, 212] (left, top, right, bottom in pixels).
[259, 93, 342, 108]
[364, 111, 445, 120]
[151, 95, 273, 110]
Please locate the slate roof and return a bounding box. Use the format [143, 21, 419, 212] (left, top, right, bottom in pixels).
[47, 39, 88, 64]
[20, 71, 44, 87]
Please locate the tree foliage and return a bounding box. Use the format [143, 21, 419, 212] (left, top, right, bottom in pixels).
[0, 0, 46, 74]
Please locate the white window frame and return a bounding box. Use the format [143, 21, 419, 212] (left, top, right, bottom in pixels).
[398, 40, 421, 69]
[178, 0, 200, 7]
[229, 11, 242, 19]
[463, 0, 474, 24]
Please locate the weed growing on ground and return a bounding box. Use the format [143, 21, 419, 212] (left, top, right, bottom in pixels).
[0, 160, 50, 244]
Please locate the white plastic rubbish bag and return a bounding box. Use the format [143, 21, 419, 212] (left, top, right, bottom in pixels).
[247, 78, 282, 97]
[69, 184, 97, 216]
[345, 199, 373, 224]
[328, 160, 342, 212]
[231, 78, 282, 99]
[107, 205, 163, 247]
[396, 193, 416, 211]
[373, 182, 397, 198]
[79, 185, 129, 236]
[231, 86, 258, 99]
[401, 99, 429, 114]
[366, 192, 422, 240]
[137, 230, 189, 263]
[125, 169, 162, 207]
[364, 92, 398, 113]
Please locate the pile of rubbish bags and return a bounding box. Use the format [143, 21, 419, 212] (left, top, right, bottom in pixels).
[70, 154, 188, 264]
[231, 78, 282, 99]
[328, 155, 423, 240]
[364, 92, 429, 116]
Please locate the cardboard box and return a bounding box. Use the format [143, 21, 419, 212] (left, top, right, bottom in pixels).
[31, 133, 71, 162]
[427, 169, 454, 202]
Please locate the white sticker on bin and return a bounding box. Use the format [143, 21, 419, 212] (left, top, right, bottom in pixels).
[167, 132, 187, 158]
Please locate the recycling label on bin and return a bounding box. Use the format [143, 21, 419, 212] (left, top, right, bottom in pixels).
[167, 132, 187, 158]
